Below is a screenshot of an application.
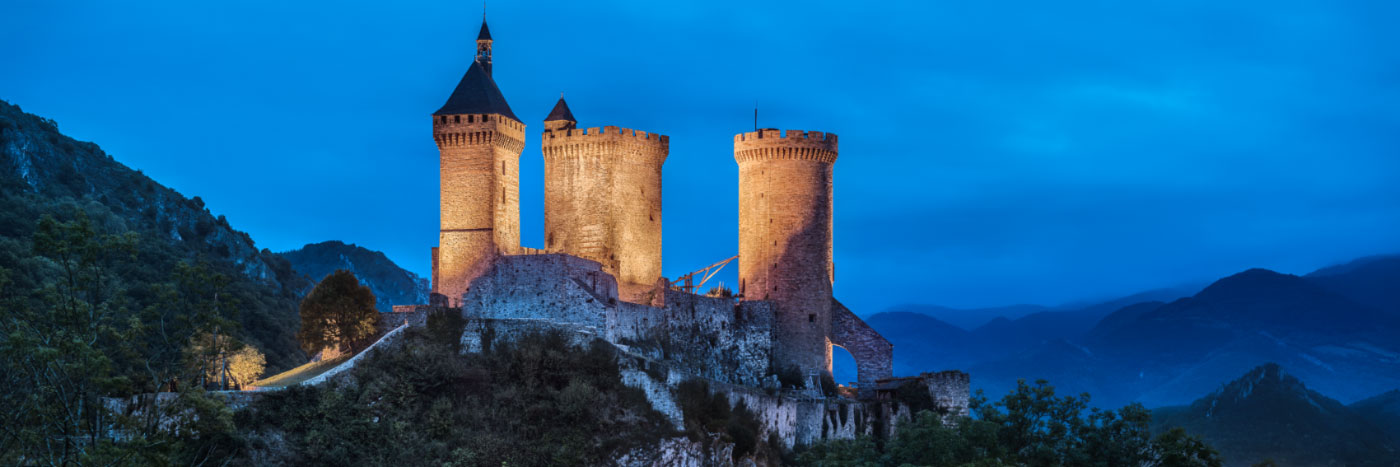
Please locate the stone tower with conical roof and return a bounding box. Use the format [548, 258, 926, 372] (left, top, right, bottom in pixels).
[430, 16, 525, 306]
[541, 98, 668, 302]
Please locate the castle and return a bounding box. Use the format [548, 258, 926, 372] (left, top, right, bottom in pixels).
[391, 17, 968, 447]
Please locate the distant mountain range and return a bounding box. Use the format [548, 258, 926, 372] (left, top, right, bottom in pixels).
[864, 255, 1400, 409]
[891, 285, 1203, 331]
[278, 241, 430, 313]
[1153, 363, 1400, 466]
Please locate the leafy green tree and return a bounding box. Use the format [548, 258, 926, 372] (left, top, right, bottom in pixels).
[0, 213, 135, 464]
[296, 269, 379, 354]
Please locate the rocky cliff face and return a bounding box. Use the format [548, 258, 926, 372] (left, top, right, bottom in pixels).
[0, 100, 290, 288]
[278, 240, 430, 313]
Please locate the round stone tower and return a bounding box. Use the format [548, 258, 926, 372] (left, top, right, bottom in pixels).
[735, 128, 838, 376]
[542, 98, 668, 299]
[430, 17, 525, 306]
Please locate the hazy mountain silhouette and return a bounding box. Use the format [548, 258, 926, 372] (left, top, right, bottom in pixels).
[1353, 389, 1400, 442]
[279, 240, 431, 313]
[1306, 254, 1400, 317]
[1153, 363, 1399, 467]
[881, 303, 1048, 330]
[868, 261, 1400, 409]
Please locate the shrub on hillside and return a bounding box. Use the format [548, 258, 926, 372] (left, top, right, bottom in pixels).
[238, 329, 674, 465]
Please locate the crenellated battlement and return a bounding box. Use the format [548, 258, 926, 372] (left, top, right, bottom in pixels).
[735, 128, 837, 145]
[734, 129, 838, 164]
[433, 113, 526, 132]
[542, 125, 669, 166]
[543, 125, 670, 146]
[433, 113, 526, 152]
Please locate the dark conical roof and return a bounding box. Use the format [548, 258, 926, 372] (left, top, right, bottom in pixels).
[433, 60, 517, 120]
[544, 97, 576, 122]
[478, 20, 492, 40]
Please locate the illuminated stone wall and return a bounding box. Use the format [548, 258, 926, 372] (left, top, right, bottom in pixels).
[542, 125, 667, 301]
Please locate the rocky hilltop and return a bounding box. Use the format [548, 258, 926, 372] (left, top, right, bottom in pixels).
[1152, 363, 1400, 466]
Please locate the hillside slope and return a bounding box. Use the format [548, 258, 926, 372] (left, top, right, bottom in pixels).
[0, 99, 309, 370]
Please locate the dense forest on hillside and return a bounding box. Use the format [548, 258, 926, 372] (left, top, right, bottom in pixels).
[0, 100, 313, 463]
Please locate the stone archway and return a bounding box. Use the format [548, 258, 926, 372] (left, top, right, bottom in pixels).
[829, 299, 893, 386]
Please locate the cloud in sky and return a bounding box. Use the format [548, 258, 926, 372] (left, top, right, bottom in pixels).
[2, 0, 1397, 313]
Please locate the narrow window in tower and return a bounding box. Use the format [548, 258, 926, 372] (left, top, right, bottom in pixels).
[808, 314, 815, 323]
[501, 161, 505, 174]
[440, 116, 447, 124]
[468, 115, 474, 123]
[454, 115, 461, 123]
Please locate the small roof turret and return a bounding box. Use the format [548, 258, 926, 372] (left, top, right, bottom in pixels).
[544, 97, 576, 123]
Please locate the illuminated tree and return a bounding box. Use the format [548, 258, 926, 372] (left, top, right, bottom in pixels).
[296, 269, 379, 354]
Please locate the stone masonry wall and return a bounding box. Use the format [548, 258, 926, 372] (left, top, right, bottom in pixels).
[432, 112, 525, 306]
[923, 370, 971, 418]
[459, 254, 617, 328]
[542, 126, 667, 300]
[608, 292, 775, 386]
[463, 255, 775, 386]
[735, 129, 838, 375]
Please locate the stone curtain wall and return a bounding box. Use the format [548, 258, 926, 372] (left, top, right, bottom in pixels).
[735, 129, 839, 375]
[382, 306, 432, 329]
[463, 255, 776, 386]
[432, 112, 525, 305]
[460, 254, 617, 328]
[830, 299, 894, 386]
[608, 293, 776, 386]
[542, 126, 667, 300]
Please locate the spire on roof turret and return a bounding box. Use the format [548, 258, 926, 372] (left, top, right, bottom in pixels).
[475, 16, 493, 77]
[477, 19, 492, 41]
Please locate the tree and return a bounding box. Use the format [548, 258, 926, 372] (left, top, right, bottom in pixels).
[297, 269, 379, 355]
[225, 345, 266, 389]
[798, 379, 1224, 467]
[186, 333, 265, 390]
[0, 213, 135, 464]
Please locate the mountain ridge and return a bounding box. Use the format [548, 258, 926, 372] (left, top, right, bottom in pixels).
[278, 240, 430, 313]
[1153, 363, 1400, 466]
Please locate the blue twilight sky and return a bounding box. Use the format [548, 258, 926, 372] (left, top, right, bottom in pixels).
[3, 0, 1398, 313]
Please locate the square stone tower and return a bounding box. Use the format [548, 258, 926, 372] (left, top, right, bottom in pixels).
[430, 18, 525, 306]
